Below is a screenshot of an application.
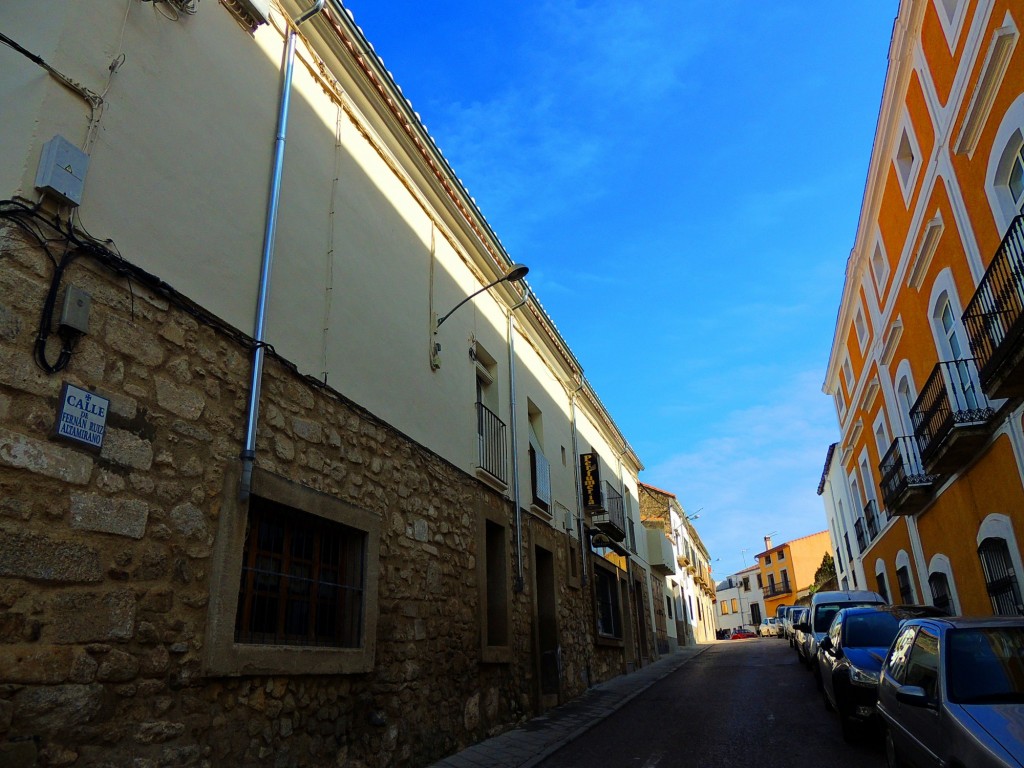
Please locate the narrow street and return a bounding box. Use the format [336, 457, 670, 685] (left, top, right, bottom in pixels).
[537, 638, 886, 768]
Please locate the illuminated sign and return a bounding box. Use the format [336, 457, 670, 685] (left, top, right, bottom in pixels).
[53, 382, 109, 451]
[579, 452, 603, 510]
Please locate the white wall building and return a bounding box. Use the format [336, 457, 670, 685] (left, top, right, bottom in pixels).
[715, 565, 764, 635]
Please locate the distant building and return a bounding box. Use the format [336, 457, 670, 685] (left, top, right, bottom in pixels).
[638, 483, 717, 647]
[755, 532, 833, 617]
[822, 0, 1024, 617]
[715, 564, 764, 635]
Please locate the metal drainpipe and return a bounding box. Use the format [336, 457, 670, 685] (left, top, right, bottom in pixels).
[508, 289, 529, 593]
[240, 0, 326, 500]
[568, 379, 587, 585]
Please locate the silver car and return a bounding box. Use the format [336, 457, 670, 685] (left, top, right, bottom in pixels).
[878, 616, 1024, 768]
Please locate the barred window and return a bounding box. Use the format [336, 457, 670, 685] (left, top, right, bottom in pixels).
[235, 497, 365, 647]
[979, 537, 1023, 616]
[928, 572, 952, 614]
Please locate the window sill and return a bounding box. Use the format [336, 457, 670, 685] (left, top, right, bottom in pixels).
[530, 503, 552, 521]
[475, 467, 508, 493]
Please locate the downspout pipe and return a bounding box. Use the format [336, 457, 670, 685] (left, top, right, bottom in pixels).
[240, 0, 326, 501]
[508, 289, 530, 593]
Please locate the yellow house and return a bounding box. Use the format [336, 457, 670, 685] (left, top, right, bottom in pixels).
[823, 0, 1024, 616]
[755, 531, 833, 618]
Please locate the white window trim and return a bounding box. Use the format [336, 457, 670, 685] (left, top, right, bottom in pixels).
[835, 390, 848, 423]
[873, 411, 892, 459]
[956, 15, 1018, 157]
[934, 0, 970, 52]
[842, 356, 855, 397]
[927, 267, 967, 361]
[855, 306, 869, 351]
[894, 112, 923, 207]
[874, 558, 888, 594]
[870, 232, 890, 298]
[926, 553, 962, 614]
[986, 92, 1024, 234]
[907, 212, 944, 292]
[880, 316, 904, 366]
[977, 514, 1024, 592]
[895, 549, 918, 603]
[893, 359, 919, 437]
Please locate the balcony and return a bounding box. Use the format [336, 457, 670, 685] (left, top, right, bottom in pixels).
[762, 579, 792, 599]
[910, 358, 996, 474]
[646, 528, 676, 575]
[879, 435, 939, 515]
[591, 480, 626, 543]
[476, 402, 507, 484]
[963, 215, 1024, 399]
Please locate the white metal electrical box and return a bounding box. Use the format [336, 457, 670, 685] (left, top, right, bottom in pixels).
[35, 135, 89, 207]
[234, 0, 272, 24]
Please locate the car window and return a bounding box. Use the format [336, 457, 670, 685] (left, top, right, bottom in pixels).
[829, 614, 842, 645]
[886, 626, 917, 683]
[947, 627, 1024, 704]
[904, 628, 939, 699]
[844, 613, 901, 648]
[814, 604, 843, 633]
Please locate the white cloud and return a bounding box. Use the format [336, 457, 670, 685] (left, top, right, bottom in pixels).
[643, 368, 837, 575]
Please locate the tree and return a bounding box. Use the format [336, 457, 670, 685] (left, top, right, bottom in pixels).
[813, 552, 838, 593]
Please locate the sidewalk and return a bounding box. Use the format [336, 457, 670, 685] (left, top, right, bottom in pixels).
[428, 643, 712, 768]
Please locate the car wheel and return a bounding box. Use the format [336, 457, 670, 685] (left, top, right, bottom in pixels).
[823, 689, 833, 712]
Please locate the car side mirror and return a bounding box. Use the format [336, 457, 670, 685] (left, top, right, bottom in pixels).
[796, 622, 810, 632]
[820, 636, 833, 653]
[895, 685, 936, 709]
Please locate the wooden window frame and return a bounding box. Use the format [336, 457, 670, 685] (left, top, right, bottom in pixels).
[203, 465, 381, 676]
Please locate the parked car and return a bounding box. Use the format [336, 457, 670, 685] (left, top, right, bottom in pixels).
[816, 606, 918, 740]
[759, 617, 781, 637]
[796, 590, 886, 681]
[730, 627, 757, 640]
[878, 616, 1024, 768]
[790, 606, 809, 650]
[777, 605, 793, 638]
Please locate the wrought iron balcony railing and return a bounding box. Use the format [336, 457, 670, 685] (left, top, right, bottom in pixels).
[476, 402, 507, 483]
[963, 214, 1024, 399]
[854, 519, 867, 553]
[879, 435, 939, 515]
[762, 579, 792, 599]
[864, 499, 881, 540]
[591, 480, 626, 542]
[910, 358, 995, 473]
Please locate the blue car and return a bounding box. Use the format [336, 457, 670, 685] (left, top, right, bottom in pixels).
[816, 605, 945, 740]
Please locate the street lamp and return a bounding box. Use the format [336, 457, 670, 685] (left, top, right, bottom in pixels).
[431, 263, 529, 369]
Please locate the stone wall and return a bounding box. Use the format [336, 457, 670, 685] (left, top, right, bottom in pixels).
[0, 225, 619, 768]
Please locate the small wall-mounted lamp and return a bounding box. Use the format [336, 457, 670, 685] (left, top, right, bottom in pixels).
[431, 263, 529, 369]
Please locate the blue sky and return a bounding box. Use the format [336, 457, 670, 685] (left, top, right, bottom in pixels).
[343, 1, 898, 576]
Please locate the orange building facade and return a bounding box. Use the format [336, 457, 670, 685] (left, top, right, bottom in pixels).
[756, 531, 833, 619]
[823, 0, 1024, 617]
